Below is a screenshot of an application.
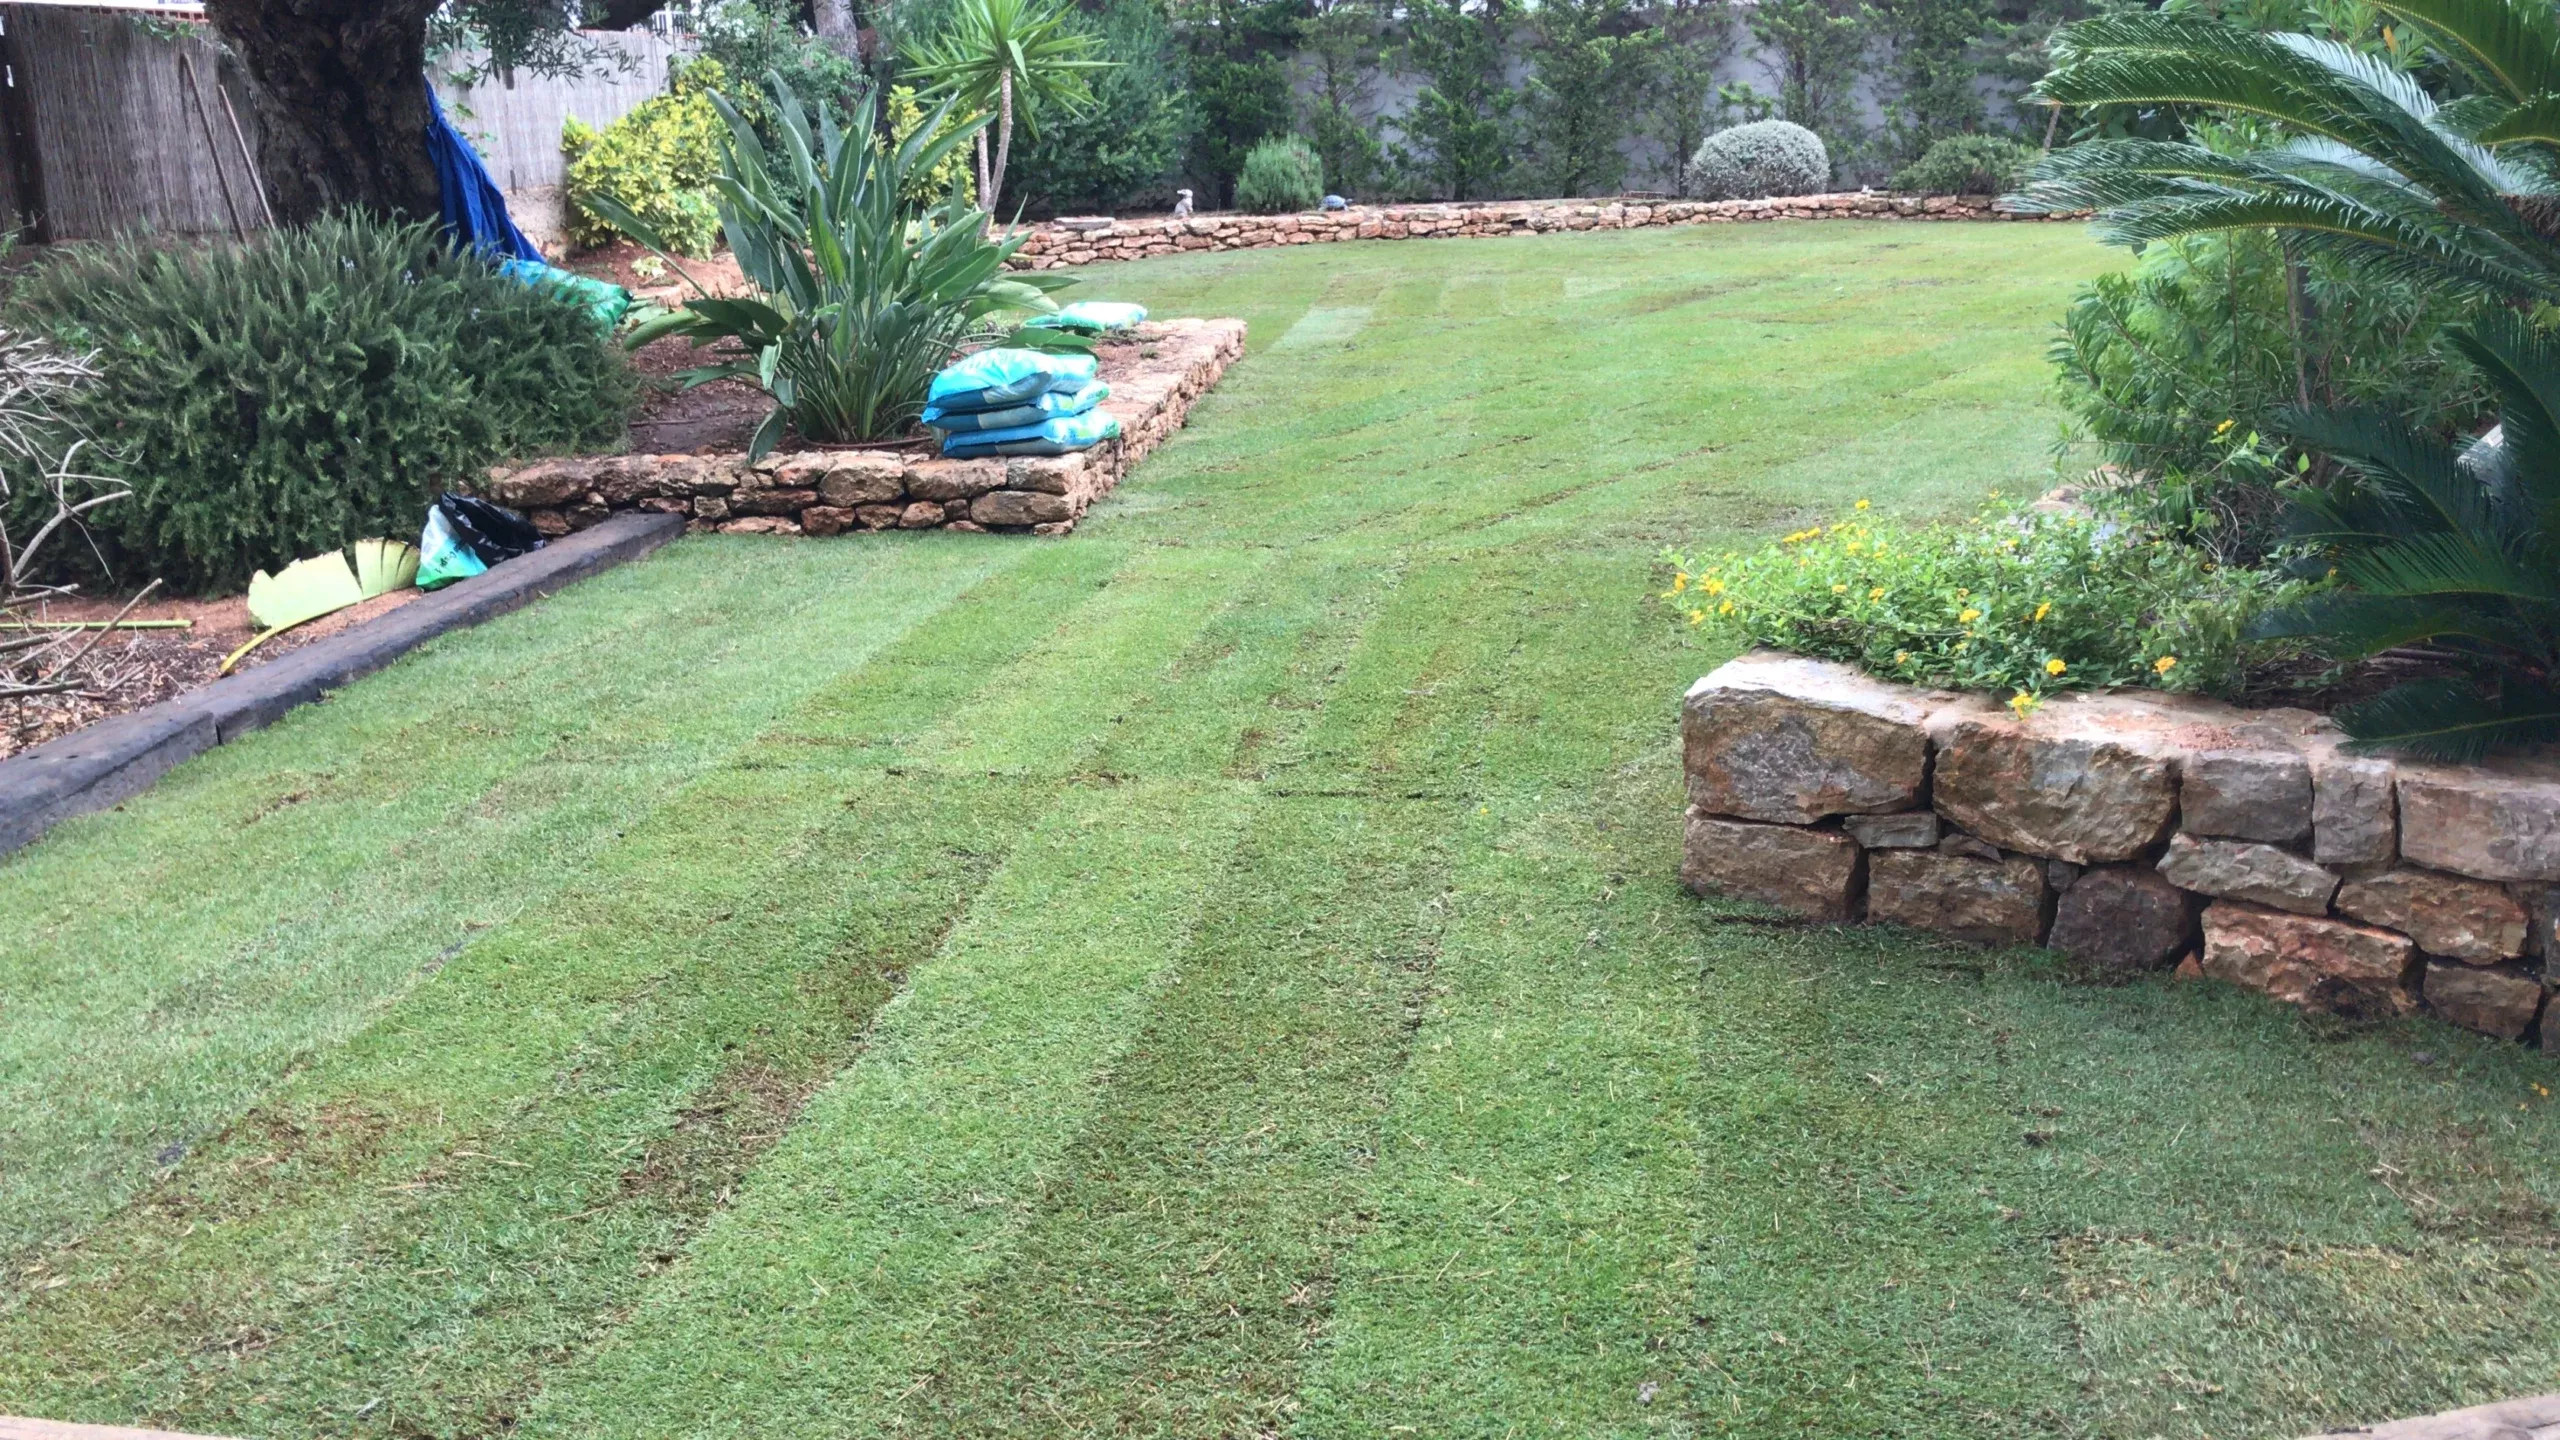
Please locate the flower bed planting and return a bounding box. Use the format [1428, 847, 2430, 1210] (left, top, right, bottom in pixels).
[478, 318, 1242, 538]
[1681, 650, 2557, 1044]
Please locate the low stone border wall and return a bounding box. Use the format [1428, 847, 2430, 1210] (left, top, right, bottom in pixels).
[1681, 651, 2557, 1045]
[480, 318, 1245, 538]
[1011, 192, 2061, 269]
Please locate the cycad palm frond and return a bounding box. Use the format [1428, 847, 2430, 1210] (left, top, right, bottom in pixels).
[2333, 676, 2560, 759]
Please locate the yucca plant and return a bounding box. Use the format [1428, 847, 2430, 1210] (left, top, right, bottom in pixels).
[2008, 0, 2560, 304]
[904, 0, 1110, 215]
[2252, 312, 2560, 758]
[594, 75, 1072, 454]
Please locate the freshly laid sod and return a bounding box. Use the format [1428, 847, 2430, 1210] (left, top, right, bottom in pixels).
[4, 222, 2555, 1440]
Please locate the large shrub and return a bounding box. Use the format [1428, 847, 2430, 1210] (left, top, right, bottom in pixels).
[1687, 119, 1828, 200]
[1233, 134, 1324, 213]
[1662, 501, 2303, 709]
[7, 216, 635, 595]
[691, 0, 866, 139]
[1890, 133, 2037, 195]
[2053, 230, 2488, 564]
[1012, 0, 1195, 216]
[606, 83, 1067, 452]
[563, 57, 728, 256]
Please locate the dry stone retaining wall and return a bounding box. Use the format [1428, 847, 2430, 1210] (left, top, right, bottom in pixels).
[1011, 193, 2061, 269]
[1681, 650, 2558, 1045]
[477, 318, 1245, 538]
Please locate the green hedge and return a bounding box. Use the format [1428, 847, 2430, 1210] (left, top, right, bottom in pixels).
[1233, 135, 1324, 214]
[9, 216, 635, 595]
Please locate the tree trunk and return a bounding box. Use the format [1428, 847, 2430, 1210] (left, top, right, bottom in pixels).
[202, 0, 445, 227]
[975, 129, 993, 216]
[989, 68, 1014, 214]
[811, 0, 859, 39]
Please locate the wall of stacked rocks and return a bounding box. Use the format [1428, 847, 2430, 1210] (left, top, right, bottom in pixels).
[475, 319, 1244, 538]
[1010, 193, 2065, 270]
[1682, 651, 2557, 1044]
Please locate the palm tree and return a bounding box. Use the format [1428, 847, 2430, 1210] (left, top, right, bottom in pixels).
[2007, 0, 2560, 305]
[2254, 310, 2560, 758]
[904, 0, 1111, 214]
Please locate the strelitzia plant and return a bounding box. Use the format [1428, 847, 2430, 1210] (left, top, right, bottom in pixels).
[591, 74, 1073, 455]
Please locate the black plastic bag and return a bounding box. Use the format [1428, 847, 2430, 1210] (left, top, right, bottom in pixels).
[436, 492, 545, 566]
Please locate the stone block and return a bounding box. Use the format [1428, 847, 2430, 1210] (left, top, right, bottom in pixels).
[1928, 695, 2180, 863]
[2398, 762, 2560, 882]
[716, 515, 799, 535]
[2310, 751, 2397, 866]
[2201, 902, 2415, 1014]
[1937, 831, 2001, 862]
[1680, 810, 1864, 922]
[485, 457, 592, 508]
[2333, 868, 2528, 962]
[2158, 833, 2338, 915]
[2181, 748, 2312, 843]
[853, 504, 904, 530]
[2420, 959, 2546, 1040]
[904, 459, 1008, 503]
[2048, 865, 2198, 976]
[973, 490, 1075, 527]
[1008, 454, 1087, 495]
[898, 501, 945, 529]
[800, 505, 853, 537]
[728, 487, 818, 517]
[1867, 850, 2049, 945]
[690, 494, 729, 521]
[1844, 811, 1939, 849]
[816, 455, 907, 507]
[1681, 651, 1930, 823]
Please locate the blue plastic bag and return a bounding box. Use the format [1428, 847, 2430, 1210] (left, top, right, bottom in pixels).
[500, 258, 633, 331]
[416, 505, 488, 592]
[924, 379, 1110, 432]
[940, 408, 1121, 458]
[927, 348, 1099, 414]
[1025, 301, 1148, 336]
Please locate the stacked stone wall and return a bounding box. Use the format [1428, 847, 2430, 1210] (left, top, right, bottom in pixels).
[1011, 193, 2066, 270]
[1682, 651, 2558, 1044]
[476, 318, 1244, 538]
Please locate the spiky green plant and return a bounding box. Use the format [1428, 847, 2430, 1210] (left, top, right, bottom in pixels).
[904, 0, 1111, 214]
[593, 75, 1071, 454]
[2008, 1, 2560, 304]
[2253, 312, 2560, 758]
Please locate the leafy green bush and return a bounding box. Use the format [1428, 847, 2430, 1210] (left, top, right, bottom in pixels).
[1661, 501, 2303, 710]
[605, 82, 1067, 452]
[1233, 135, 1324, 214]
[886, 84, 978, 209]
[1890, 133, 2038, 195]
[1686, 119, 1827, 200]
[2255, 313, 2560, 759]
[1011, 0, 1194, 215]
[7, 216, 635, 595]
[691, 0, 865, 141]
[2053, 229, 2488, 564]
[563, 57, 729, 256]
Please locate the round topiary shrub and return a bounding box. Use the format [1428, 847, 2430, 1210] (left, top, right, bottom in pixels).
[9, 215, 637, 595]
[1890, 134, 2041, 196]
[1233, 135, 1324, 215]
[1686, 120, 1830, 201]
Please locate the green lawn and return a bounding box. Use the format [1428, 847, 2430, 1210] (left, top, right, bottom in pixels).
[4, 222, 2556, 1440]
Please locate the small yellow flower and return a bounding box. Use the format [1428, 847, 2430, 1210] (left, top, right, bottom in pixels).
[1869, 587, 1886, 600]
[1954, 588, 1970, 600]
[2032, 601, 2051, 622]
[1954, 640, 1969, 653]
[1854, 498, 1871, 511]
[1844, 540, 1862, 554]
[1959, 607, 1982, 624]
[1671, 573, 1689, 593]
[1718, 599, 1736, 616]
[1831, 583, 1849, 594]
[2213, 419, 2235, 438]
[1702, 577, 1725, 596]
[1894, 650, 1911, 665]
[2153, 654, 2178, 674]
[2008, 690, 2041, 718]
[2045, 657, 2068, 677]
[1688, 609, 1706, 625]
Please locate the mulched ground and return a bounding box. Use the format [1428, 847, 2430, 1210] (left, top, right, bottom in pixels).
[1, 588, 421, 760]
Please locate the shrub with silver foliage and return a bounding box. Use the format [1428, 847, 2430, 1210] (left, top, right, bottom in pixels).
[1686, 120, 1829, 201]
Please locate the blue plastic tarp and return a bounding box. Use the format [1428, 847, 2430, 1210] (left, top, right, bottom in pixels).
[427, 83, 542, 263]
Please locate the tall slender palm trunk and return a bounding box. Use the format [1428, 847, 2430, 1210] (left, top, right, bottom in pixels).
[989, 69, 1015, 214]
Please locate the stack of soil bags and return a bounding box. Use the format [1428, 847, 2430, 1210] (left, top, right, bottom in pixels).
[924, 348, 1120, 458]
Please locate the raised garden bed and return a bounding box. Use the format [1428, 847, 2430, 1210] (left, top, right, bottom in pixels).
[1008, 192, 2067, 269]
[478, 318, 1245, 538]
[1681, 650, 2558, 1045]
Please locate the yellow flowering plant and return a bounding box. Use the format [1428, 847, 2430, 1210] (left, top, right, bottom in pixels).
[1658, 502, 2311, 701]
